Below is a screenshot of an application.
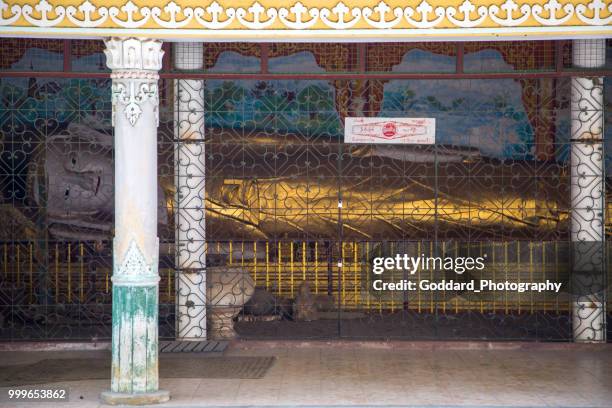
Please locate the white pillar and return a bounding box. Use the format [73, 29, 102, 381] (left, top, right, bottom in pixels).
[570, 39, 606, 343]
[173, 43, 207, 340]
[101, 37, 169, 404]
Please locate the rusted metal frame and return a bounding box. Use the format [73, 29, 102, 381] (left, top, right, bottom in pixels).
[63, 40, 71, 72]
[358, 43, 367, 73]
[3, 70, 611, 80]
[260, 43, 269, 74]
[162, 42, 171, 72]
[456, 42, 464, 74]
[555, 40, 564, 73]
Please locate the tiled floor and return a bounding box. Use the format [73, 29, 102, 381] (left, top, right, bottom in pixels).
[0, 344, 610, 407]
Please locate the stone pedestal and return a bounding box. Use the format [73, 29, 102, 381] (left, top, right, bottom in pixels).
[207, 266, 256, 340]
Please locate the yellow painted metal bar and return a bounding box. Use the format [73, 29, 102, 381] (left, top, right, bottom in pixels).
[517, 242, 521, 314]
[29, 242, 33, 304]
[67, 243, 71, 303]
[555, 241, 559, 314]
[241, 241, 245, 267]
[265, 241, 270, 290]
[353, 242, 358, 307]
[504, 242, 508, 314]
[417, 242, 421, 314]
[341, 243, 346, 307]
[55, 244, 59, 300]
[277, 241, 282, 295]
[542, 242, 546, 313]
[290, 241, 294, 297]
[365, 241, 370, 309]
[379, 243, 383, 313]
[302, 242, 306, 281]
[491, 242, 496, 313]
[16, 244, 20, 287]
[390, 241, 394, 312]
[529, 242, 533, 314]
[455, 241, 458, 314]
[229, 241, 233, 265]
[441, 241, 445, 314]
[314, 242, 319, 295]
[479, 242, 483, 314]
[429, 241, 433, 314]
[253, 241, 258, 284]
[80, 243, 84, 303]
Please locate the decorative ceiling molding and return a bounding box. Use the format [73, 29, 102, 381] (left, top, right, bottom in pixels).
[0, 0, 610, 38]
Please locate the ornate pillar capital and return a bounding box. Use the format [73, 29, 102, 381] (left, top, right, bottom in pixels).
[104, 37, 164, 127]
[104, 37, 164, 72]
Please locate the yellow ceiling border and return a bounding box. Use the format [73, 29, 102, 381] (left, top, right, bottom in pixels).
[0, 0, 610, 40]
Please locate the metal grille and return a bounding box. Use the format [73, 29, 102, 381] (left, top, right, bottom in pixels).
[269, 43, 360, 73]
[366, 43, 457, 73]
[0, 39, 64, 71]
[202, 43, 262, 73]
[0, 40, 610, 342]
[563, 39, 612, 71]
[463, 41, 557, 72]
[0, 77, 113, 339]
[70, 40, 109, 73]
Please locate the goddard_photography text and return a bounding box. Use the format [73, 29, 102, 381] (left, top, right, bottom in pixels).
[371, 254, 563, 293]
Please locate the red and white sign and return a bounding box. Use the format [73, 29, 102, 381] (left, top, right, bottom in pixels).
[345, 117, 435, 144]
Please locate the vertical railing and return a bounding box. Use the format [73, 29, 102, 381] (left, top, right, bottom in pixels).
[0, 238, 583, 341]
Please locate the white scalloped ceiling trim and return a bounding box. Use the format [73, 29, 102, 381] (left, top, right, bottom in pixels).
[0, 0, 611, 30]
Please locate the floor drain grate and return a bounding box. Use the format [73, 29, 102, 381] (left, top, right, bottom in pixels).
[159, 340, 228, 353]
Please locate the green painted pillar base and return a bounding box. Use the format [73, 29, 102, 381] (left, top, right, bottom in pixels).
[111, 284, 161, 394]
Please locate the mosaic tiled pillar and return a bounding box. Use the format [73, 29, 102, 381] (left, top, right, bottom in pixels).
[570, 39, 606, 343]
[101, 37, 170, 405]
[173, 43, 207, 340]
